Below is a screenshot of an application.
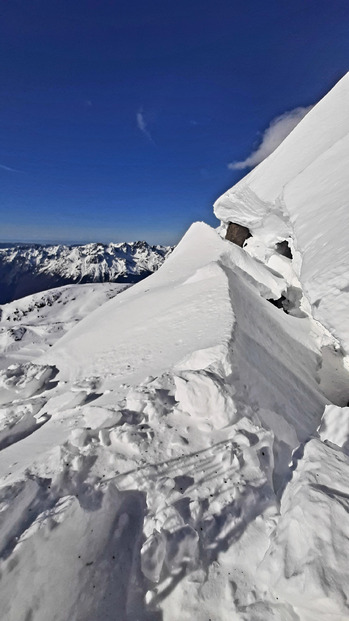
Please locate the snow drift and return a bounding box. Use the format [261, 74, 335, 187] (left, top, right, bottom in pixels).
[1, 74, 349, 620]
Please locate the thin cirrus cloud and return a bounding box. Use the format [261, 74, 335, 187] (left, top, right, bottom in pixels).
[0, 163, 20, 173]
[228, 105, 313, 170]
[136, 108, 153, 142]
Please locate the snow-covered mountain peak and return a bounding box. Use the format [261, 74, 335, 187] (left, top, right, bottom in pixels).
[0, 240, 173, 304]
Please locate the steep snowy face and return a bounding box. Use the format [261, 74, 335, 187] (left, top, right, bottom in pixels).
[0, 241, 172, 304]
[215, 72, 349, 354]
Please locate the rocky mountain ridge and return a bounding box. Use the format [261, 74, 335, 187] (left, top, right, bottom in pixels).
[0, 241, 172, 303]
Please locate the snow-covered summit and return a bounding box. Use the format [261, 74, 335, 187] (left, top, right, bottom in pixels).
[215, 72, 349, 354]
[0, 240, 172, 304]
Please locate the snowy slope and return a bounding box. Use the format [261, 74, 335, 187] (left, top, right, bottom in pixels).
[215, 72, 349, 356]
[0, 241, 172, 304]
[0, 282, 129, 369]
[1, 77, 349, 621]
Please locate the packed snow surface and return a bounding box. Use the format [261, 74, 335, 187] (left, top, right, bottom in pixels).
[1, 75, 349, 620]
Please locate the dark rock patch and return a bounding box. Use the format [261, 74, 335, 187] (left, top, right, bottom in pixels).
[225, 222, 252, 247]
[267, 296, 288, 311]
[275, 240, 293, 259]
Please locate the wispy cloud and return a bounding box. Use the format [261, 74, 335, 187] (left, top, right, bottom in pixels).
[228, 105, 313, 170]
[136, 108, 153, 142]
[0, 163, 20, 173]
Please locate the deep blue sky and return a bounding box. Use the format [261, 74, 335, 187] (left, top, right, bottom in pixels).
[1, 0, 348, 245]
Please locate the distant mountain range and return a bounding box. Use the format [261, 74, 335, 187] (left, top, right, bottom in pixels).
[0, 241, 173, 304]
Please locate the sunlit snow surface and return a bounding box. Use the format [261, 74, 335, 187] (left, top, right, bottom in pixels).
[1, 76, 349, 621]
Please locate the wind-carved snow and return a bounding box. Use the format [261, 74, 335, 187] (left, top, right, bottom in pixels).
[215, 72, 349, 357]
[1, 76, 349, 621]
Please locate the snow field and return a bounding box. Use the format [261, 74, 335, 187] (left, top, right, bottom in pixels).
[0, 282, 129, 368]
[0, 215, 348, 619]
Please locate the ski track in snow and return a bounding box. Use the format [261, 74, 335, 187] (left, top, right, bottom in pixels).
[1, 76, 349, 620]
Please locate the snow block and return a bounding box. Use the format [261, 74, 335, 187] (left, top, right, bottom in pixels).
[225, 222, 252, 247]
[260, 439, 349, 616]
[174, 370, 237, 429]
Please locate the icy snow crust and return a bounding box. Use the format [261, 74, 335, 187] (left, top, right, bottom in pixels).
[1, 77, 349, 620]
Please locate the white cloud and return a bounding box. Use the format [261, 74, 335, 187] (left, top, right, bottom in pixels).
[136, 108, 153, 142]
[228, 105, 313, 170]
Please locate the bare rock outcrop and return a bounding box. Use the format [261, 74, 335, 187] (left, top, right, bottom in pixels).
[225, 222, 251, 247]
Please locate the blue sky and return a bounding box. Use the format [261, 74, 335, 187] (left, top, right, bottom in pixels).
[1, 0, 348, 245]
